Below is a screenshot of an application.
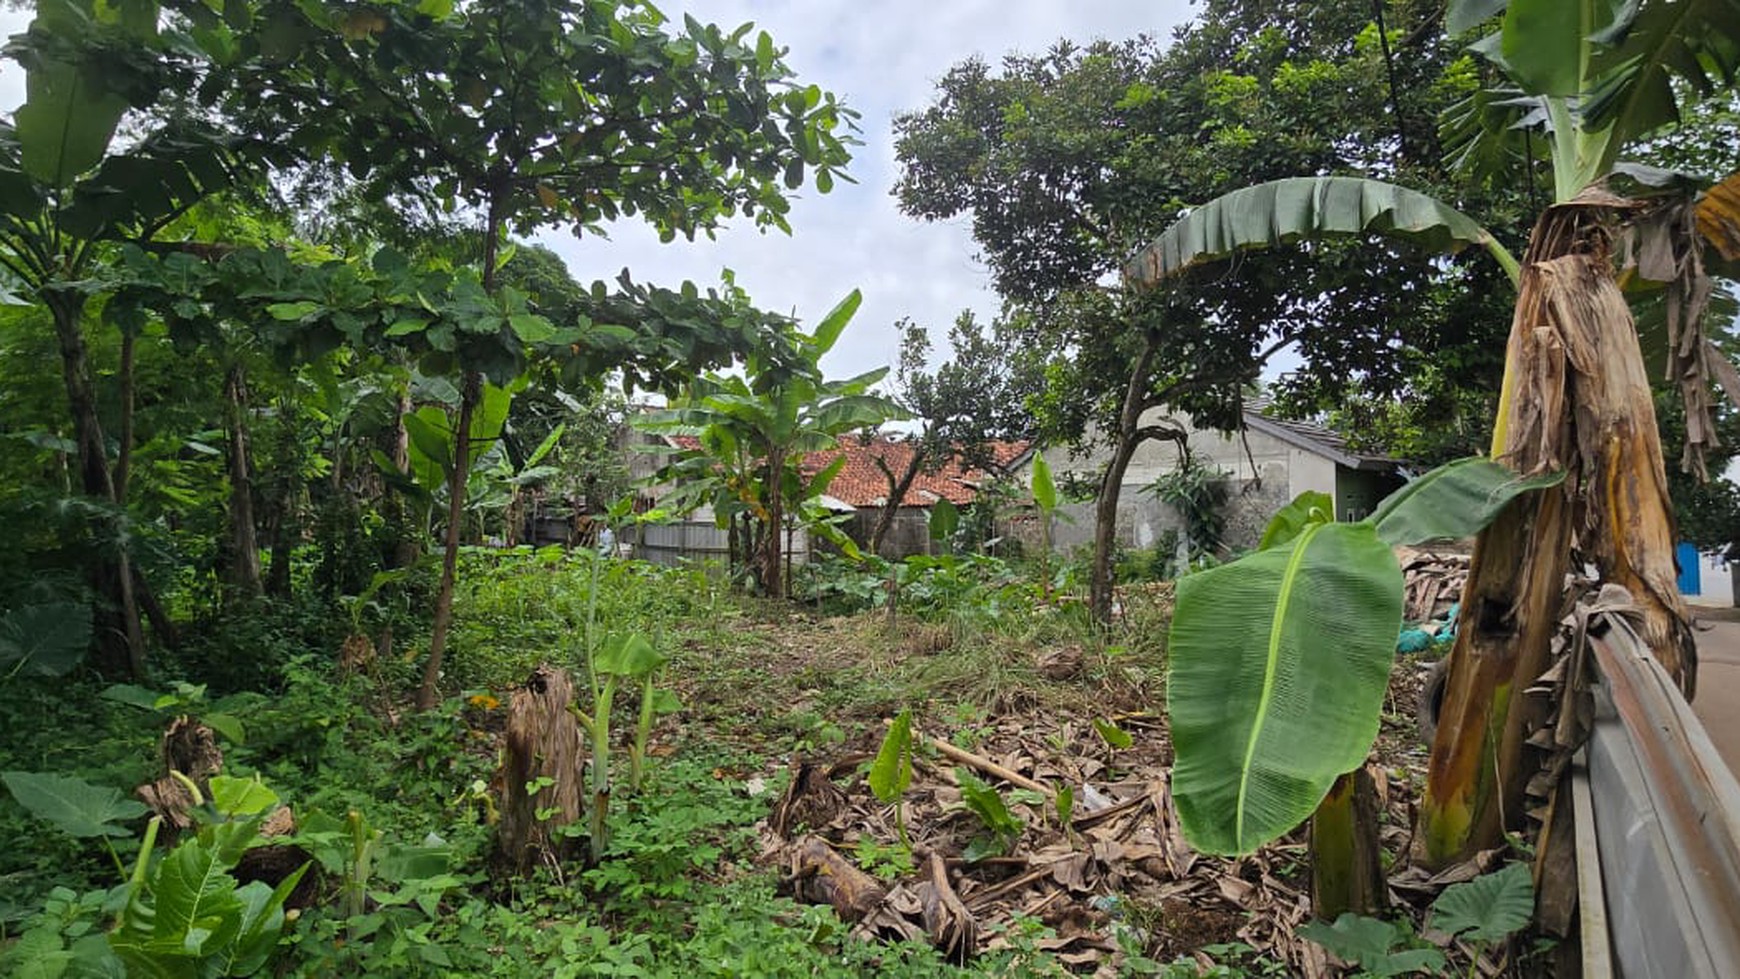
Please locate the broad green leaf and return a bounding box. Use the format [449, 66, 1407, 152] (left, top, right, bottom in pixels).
[1092, 718, 1132, 750]
[1446, 0, 1510, 35]
[594, 633, 666, 677]
[1257, 491, 1334, 550]
[100, 683, 165, 710]
[0, 601, 91, 677]
[14, 56, 128, 187]
[1127, 176, 1518, 289]
[1, 772, 148, 838]
[1301, 914, 1448, 977]
[868, 710, 914, 804]
[208, 775, 277, 817]
[1500, 0, 1591, 96]
[402, 407, 455, 477]
[1367, 457, 1564, 546]
[1429, 861, 1535, 942]
[955, 768, 1022, 843]
[202, 713, 246, 745]
[265, 301, 320, 321]
[928, 497, 959, 542]
[805, 454, 847, 499]
[1030, 453, 1058, 513]
[217, 865, 309, 977]
[808, 289, 861, 357]
[508, 313, 555, 343]
[524, 423, 566, 468]
[1166, 522, 1403, 855]
[145, 832, 250, 960]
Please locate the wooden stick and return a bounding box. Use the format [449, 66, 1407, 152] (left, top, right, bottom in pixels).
[925, 734, 1055, 799]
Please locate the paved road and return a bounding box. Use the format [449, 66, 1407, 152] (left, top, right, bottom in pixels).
[1691, 615, 1740, 777]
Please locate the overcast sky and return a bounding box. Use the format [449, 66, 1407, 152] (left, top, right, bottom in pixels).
[0, 1, 1201, 377]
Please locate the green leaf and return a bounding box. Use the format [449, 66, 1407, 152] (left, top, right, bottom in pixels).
[1429, 862, 1535, 942]
[208, 775, 277, 817]
[1447, 0, 1511, 35]
[14, 56, 128, 187]
[384, 317, 428, 337]
[201, 713, 246, 745]
[508, 313, 555, 343]
[1, 772, 148, 838]
[1030, 453, 1058, 513]
[1300, 914, 1447, 977]
[1500, 0, 1590, 96]
[1258, 491, 1334, 550]
[1092, 718, 1133, 750]
[868, 710, 914, 804]
[1054, 784, 1075, 826]
[265, 301, 320, 321]
[955, 768, 1022, 842]
[808, 289, 862, 357]
[1127, 176, 1518, 289]
[403, 407, 455, 478]
[100, 683, 165, 710]
[1166, 522, 1403, 855]
[0, 602, 91, 677]
[1367, 457, 1564, 546]
[594, 633, 666, 677]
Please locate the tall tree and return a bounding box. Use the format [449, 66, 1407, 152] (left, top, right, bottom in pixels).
[894, 5, 1519, 621]
[868, 311, 1036, 556]
[218, 0, 855, 706]
[1, 0, 250, 674]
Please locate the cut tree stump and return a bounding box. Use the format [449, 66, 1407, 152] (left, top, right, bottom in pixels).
[499, 665, 587, 873]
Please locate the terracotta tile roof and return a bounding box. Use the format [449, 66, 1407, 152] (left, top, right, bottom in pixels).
[666, 435, 1028, 508]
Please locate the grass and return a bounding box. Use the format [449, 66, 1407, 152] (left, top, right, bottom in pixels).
[1, 547, 1198, 977]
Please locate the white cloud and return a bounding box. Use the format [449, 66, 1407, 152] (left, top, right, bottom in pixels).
[1, 1, 1200, 378]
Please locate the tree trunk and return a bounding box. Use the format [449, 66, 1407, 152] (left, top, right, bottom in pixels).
[48, 293, 144, 676]
[1309, 766, 1386, 921]
[418, 371, 478, 710]
[761, 450, 788, 599]
[223, 364, 263, 599]
[390, 389, 422, 569]
[1089, 338, 1159, 625]
[1414, 202, 1692, 867]
[115, 328, 135, 501]
[871, 449, 926, 558]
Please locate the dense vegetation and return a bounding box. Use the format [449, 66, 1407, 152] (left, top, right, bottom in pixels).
[4, 0, 1740, 975]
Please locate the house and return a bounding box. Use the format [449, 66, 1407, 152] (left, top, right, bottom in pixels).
[1020, 400, 1406, 554]
[636, 433, 1028, 563]
[794, 437, 1029, 558]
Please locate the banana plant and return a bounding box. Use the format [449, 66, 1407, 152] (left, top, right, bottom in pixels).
[1166, 457, 1561, 917]
[571, 631, 678, 864]
[637, 289, 906, 597]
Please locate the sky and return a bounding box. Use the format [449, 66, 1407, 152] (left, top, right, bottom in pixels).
[0, 1, 1201, 377]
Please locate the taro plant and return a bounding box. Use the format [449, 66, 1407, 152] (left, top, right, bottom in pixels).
[1301, 861, 1533, 977]
[1166, 457, 1561, 917]
[101, 680, 248, 745]
[868, 709, 916, 853]
[954, 768, 1024, 862]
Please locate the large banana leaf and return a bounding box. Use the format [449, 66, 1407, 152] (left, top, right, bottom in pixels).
[1368, 457, 1566, 546]
[1167, 522, 1403, 855]
[1125, 176, 1519, 288]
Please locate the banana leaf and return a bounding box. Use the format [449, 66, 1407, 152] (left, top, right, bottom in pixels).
[1126, 176, 1519, 287]
[1368, 457, 1565, 546]
[1167, 522, 1403, 855]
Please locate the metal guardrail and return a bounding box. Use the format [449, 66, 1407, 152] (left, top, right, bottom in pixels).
[1586, 626, 1740, 976]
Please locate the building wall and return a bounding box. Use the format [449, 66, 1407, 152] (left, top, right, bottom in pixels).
[1026, 408, 1362, 554]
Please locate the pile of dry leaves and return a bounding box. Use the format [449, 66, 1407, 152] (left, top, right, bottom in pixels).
[758, 695, 1439, 976]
